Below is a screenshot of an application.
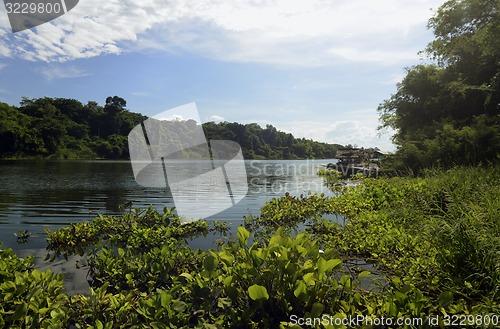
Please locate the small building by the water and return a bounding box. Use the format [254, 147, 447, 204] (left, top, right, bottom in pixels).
[372, 150, 391, 160]
[336, 148, 370, 166]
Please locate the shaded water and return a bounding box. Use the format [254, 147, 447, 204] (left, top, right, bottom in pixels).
[0, 159, 339, 293]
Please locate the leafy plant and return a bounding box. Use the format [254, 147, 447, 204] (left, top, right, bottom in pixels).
[14, 229, 31, 244]
[1, 166, 499, 327]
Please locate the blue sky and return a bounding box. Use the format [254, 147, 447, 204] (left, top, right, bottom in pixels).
[0, 0, 447, 152]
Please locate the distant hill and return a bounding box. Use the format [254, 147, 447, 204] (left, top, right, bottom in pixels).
[0, 96, 343, 160]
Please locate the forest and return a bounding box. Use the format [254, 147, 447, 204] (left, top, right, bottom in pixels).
[0, 96, 342, 160]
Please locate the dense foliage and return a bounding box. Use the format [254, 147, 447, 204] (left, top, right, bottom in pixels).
[1, 165, 498, 328]
[378, 0, 500, 172]
[0, 97, 341, 160]
[0, 96, 146, 160]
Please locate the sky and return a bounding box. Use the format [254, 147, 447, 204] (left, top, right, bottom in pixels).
[0, 0, 448, 152]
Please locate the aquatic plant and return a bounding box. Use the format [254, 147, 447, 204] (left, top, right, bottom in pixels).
[14, 229, 31, 244]
[1, 166, 499, 327]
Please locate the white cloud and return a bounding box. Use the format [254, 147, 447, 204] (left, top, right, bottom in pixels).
[38, 65, 90, 81]
[154, 114, 185, 121]
[208, 115, 224, 122]
[0, 0, 445, 65]
[152, 103, 201, 123]
[327, 47, 418, 63]
[264, 118, 396, 152]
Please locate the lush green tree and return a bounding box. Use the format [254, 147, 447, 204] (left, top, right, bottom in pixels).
[105, 96, 127, 114]
[378, 0, 500, 172]
[0, 103, 28, 154]
[36, 118, 66, 153]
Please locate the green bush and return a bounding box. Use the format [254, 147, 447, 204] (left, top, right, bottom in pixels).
[0, 247, 70, 328]
[1, 166, 499, 327]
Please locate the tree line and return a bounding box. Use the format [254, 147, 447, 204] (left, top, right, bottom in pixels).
[0, 96, 342, 160]
[378, 0, 500, 173]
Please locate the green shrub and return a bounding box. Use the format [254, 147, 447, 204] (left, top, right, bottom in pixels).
[1, 166, 499, 327]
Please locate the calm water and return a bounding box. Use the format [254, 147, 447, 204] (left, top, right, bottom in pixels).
[0, 159, 337, 293]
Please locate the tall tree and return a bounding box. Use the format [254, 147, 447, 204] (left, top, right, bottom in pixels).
[378, 0, 500, 171]
[102, 96, 127, 137]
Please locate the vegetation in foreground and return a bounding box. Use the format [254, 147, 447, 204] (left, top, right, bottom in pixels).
[1, 165, 499, 328]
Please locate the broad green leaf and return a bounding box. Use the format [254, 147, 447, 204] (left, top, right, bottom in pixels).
[384, 301, 398, 316]
[295, 232, 306, 243]
[318, 258, 342, 274]
[340, 275, 351, 289]
[303, 272, 316, 286]
[203, 255, 218, 272]
[358, 271, 371, 279]
[160, 291, 171, 308]
[2, 281, 16, 291]
[237, 226, 250, 246]
[248, 284, 269, 301]
[223, 276, 233, 286]
[32, 269, 41, 281]
[219, 252, 235, 266]
[296, 245, 307, 255]
[172, 300, 187, 312]
[39, 307, 50, 315]
[327, 259, 342, 270]
[179, 273, 193, 281]
[317, 257, 327, 274]
[12, 302, 27, 321]
[310, 302, 324, 317]
[438, 291, 454, 307]
[294, 280, 307, 298]
[269, 234, 284, 247]
[303, 259, 314, 270]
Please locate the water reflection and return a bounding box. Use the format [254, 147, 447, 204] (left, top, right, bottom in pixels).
[0, 159, 338, 293]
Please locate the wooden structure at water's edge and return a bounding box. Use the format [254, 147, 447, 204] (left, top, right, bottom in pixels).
[325, 148, 381, 178]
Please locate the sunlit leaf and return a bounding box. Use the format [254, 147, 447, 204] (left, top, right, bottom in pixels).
[248, 284, 269, 301]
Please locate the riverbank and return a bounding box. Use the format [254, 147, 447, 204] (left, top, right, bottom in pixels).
[1, 165, 499, 327]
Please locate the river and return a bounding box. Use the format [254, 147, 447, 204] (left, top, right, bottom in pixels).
[0, 159, 338, 293]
